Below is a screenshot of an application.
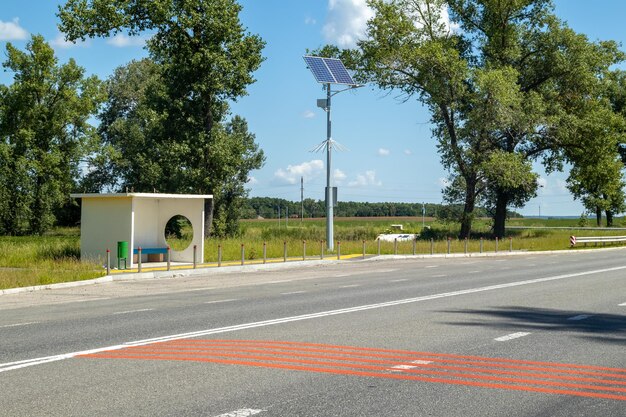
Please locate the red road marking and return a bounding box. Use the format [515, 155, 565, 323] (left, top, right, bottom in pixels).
[113, 344, 626, 386]
[78, 340, 626, 401]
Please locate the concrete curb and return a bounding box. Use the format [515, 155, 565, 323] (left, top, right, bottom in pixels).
[2, 246, 625, 296]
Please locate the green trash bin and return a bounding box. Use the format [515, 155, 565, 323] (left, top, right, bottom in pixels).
[117, 241, 129, 270]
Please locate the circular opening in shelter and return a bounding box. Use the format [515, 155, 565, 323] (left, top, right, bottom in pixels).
[164, 215, 194, 251]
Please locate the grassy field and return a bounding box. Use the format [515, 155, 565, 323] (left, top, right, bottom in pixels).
[1, 217, 626, 290]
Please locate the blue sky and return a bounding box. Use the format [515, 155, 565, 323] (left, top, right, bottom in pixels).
[1, 1, 625, 216]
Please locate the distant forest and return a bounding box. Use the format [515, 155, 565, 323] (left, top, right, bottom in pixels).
[241, 197, 521, 220]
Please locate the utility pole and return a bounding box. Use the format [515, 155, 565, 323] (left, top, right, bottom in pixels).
[301, 176, 304, 223]
[422, 202, 425, 228]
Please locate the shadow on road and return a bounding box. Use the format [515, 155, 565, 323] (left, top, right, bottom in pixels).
[440, 306, 625, 345]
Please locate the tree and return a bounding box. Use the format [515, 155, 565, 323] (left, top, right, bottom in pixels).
[339, 0, 623, 238]
[59, 0, 266, 237]
[0, 35, 103, 235]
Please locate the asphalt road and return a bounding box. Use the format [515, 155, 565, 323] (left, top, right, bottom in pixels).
[0, 249, 625, 416]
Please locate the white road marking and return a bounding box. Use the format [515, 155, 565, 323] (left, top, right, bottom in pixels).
[42, 297, 112, 306]
[0, 322, 39, 329]
[340, 284, 360, 288]
[266, 280, 291, 284]
[280, 291, 307, 295]
[425, 265, 439, 268]
[619, 302, 626, 306]
[213, 409, 264, 417]
[390, 279, 409, 282]
[495, 332, 531, 342]
[567, 314, 593, 321]
[335, 273, 353, 277]
[205, 299, 238, 304]
[112, 309, 154, 315]
[390, 364, 417, 371]
[186, 287, 216, 292]
[390, 359, 433, 371]
[3, 264, 626, 374]
[432, 274, 447, 278]
[468, 271, 481, 274]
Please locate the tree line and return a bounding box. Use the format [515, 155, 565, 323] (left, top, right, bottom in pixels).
[240, 197, 517, 220]
[2, 0, 625, 238]
[0, 0, 264, 236]
[320, 0, 626, 236]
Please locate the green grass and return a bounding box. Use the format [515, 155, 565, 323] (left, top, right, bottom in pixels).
[0, 229, 104, 290]
[2, 216, 626, 289]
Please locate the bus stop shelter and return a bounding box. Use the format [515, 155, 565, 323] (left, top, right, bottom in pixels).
[70, 193, 213, 268]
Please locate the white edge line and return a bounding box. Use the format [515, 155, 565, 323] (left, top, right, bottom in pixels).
[2, 264, 625, 374]
[112, 309, 155, 315]
[0, 322, 40, 329]
[204, 299, 238, 304]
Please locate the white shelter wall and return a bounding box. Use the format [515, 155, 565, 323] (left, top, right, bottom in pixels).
[133, 199, 161, 249]
[157, 199, 205, 263]
[80, 198, 132, 264]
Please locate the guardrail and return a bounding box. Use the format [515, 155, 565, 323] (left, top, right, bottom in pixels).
[570, 235, 626, 247]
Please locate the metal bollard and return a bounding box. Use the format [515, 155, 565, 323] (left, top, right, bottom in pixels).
[218, 245, 222, 267]
[464, 238, 468, 254]
[263, 242, 267, 264]
[377, 238, 381, 256]
[447, 237, 451, 254]
[394, 238, 398, 255]
[166, 246, 171, 271]
[193, 245, 197, 269]
[241, 244, 245, 265]
[106, 249, 111, 275]
[480, 237, 483, 253]
[495, 237, 499, 253]
[509, 237, 513, 252]
[138, 247, 142, 273]
[283, 241, 287, 262]
[320, 240, 324, 260]
[337, 241, 341, 260]
[363, 240, 366, 259]
[430, 238, 434, 255]
[303, 240, 306, 260]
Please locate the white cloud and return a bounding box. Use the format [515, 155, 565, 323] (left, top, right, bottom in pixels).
[247, 175, 258, 185]
[0, 18, 28, 41]
[377, 148, 390, 156]
[50, 33, 90, 49]
[334, 169, 347, 184]
[305, 16, 317, 25]
[438, 177, 450, 188]
[302, 110, 316, 119]
[404, 149, 412, 155]
[274, 160, 324, 184]
[349, 170, 382, 187]
[323, 0, 374, 48]
[106, 34, 149, 47]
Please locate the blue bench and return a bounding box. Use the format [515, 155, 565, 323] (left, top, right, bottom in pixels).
[133, 247, 168, 255]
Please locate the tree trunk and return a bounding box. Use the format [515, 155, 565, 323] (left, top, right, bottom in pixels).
[493, 191, 508, 239]
[595, 206, 602, 227]
[606, 210, 613, 227]
[204, 198, 214, 238]
[459, 178, 476, 239]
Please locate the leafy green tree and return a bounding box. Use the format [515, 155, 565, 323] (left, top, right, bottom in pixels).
[337, 0, 623, 238]
[59, 0, 266, 237]
[0, 35, 103, 235]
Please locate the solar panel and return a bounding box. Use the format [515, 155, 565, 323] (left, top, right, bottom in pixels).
[303, 56, 356, 86]
[324, 58, 355, 85]
[303, 56, 335, 84]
